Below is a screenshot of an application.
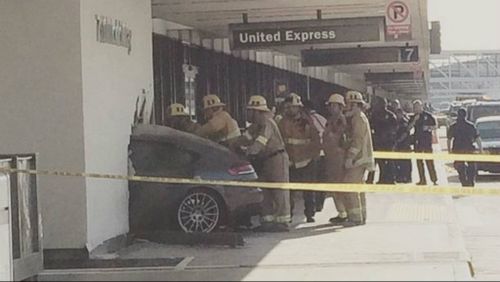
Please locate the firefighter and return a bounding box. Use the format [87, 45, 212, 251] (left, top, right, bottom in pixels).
[394, 108, 413, 183]
[370, 97, 398, 184]
[410, 100, 438, 186]
[323, 94, 349, 224]
[447, 108, 483, 187]
[233, 95, 291, 232]
[195, 94, 241, 146]
[279, 93, 321, 223]
[166, 103, 200, 133]
[342, 91, 375, 227]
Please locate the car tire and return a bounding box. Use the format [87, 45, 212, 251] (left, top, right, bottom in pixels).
[177, 188, 225, 233]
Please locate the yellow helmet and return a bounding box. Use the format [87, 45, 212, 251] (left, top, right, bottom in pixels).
[169, 103, 189, 117]
[247, 95, 270, 112]
[345, 91, 365, 104]
[286, 93, 304, 107]
[203, 94, 226, 110]
[326, 94, 346, 106]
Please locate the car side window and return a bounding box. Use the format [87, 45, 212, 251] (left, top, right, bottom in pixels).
[129, 140, 198, 177]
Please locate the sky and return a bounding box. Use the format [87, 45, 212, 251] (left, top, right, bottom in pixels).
[428, 0, 500, 51]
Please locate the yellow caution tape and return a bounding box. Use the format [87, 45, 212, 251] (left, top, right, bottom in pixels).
[374, 151, 500, 162]
[1, 167, 500, 197]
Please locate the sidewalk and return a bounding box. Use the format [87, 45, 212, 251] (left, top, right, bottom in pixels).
[41, 145, 473, 281]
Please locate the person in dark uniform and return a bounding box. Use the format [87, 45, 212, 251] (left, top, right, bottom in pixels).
[394, 108, 413, 183]
[390, 99, 402, 113]
[447, 108, 483, 187]
[367, 97, 398, 184]
[303, 100, 328, 212]
[410, 100, 438, 185]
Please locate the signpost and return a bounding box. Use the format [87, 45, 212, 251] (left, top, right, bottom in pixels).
[229, 17, 384, 50]
[385, 0, 412, 40]
[301, 46, 419, 67]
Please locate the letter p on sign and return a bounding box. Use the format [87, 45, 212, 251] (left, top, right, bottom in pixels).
[387, 1, 410, 24]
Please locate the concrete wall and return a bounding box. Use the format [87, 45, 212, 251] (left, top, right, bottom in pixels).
[80, 0, 154, 250]
[0, 0, 87, 249]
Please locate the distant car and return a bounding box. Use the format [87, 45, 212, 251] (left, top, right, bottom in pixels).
[447, 99, 477, 127]
[436, 102, 451, 113]
[476, 116, 500, 173]
[467, 102, 500, 123]
[128, 124, 263, 234]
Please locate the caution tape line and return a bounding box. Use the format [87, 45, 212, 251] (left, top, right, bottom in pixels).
[1, 167, 500, 197]
[373, 151, 500, 163]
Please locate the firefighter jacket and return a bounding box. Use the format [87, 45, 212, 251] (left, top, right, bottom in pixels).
[234, 116, 289, 182]
[279, 114, 321, 169]
[346, 110, 375, 171]
[172, 119, 201, 134]
[323, 112, 348, 182]
[195, 110, 241, 144]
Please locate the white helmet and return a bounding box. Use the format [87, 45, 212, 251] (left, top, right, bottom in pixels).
[326, 94, 346, 107]
[247, 95, 270, 112]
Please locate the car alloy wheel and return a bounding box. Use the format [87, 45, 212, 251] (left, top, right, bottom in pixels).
[177, 190, 221, 233]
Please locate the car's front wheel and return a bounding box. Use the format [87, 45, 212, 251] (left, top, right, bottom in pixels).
[177, 188, 224, 233]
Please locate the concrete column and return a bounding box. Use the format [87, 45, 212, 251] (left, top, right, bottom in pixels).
[0, 0, 87, 250]
[0, 0, 154, 251]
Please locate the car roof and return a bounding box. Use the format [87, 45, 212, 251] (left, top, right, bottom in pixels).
[469, 101, 500, 106]
[476, 116, 500, 123]
[131, 124, 234, 157]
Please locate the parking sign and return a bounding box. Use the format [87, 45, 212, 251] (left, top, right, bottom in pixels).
[386, 0, 412, 40]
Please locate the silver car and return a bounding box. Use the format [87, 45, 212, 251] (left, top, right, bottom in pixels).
[476, 116, 500, 173]
[128, 124, 263, 234]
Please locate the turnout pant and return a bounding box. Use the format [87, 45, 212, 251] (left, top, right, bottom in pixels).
[259, 153, 291, 224]
[341, 166, 367, 223]
[261, 189, 291, 224]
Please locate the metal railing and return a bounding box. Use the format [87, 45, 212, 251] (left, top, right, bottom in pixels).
[0, 154, 42, 281]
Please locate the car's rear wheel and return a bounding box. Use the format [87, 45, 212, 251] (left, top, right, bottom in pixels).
[177, 188, 224, 233]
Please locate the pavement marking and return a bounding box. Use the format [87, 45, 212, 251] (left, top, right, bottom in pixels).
[40, 266, 178, 275]
[174, 257, 194, 271]
[182, 259, 473, 271]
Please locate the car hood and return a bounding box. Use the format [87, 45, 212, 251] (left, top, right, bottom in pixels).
[482, 140, 500, 149]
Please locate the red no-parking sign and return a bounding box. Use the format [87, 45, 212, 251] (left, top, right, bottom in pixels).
[386, 0, 412, 40]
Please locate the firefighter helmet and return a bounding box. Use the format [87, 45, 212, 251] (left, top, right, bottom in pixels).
[345, 91, 365, 104]
[169, 103, 189, 117]
[247, 95, 270, 112]
[285, 93, 304, 107]
[326, 94, 346, 106]
[203, 94, 226, 110]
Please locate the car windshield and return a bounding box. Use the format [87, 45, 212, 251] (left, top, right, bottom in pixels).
[477, 120, 500, 139]
[470, 106, 500, 122]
